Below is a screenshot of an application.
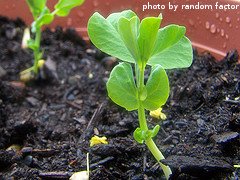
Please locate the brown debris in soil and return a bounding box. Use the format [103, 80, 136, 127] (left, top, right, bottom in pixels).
[0, 16, 239, 179]
[161, 155, 233, 179]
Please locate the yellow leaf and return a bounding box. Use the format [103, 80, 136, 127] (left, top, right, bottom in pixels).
[150, 107, 167, 120]
[90, 135, 108, 147]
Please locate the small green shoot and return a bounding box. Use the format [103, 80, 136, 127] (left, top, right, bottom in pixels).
[70, 153, 89, 180]
[88, 10, 193, 179]
[21, 0, 84, 82]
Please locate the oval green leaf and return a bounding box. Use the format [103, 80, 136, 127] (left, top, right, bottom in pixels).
[26, 0, 47, 18]
[148, 36, 193, 69]
[118, 16, 140, 64]
[107, 63, 139, 111]
[88, 12, 135, 64]
[54, 0, 84, 17]
[106, 10, 137, 30]
[143, 65, 169, 111]
[148, 25, 193, 69]
[138, 16, 162, 64]
[152, 25, 186, 55]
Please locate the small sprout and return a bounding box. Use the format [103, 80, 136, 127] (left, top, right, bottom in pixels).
[150, 107, 167, 120]
[90, 135, 108, 147]
[70, 153, 89, 180]
[20, 59, 45, 82]
[21, 28, 31, 49]
[21, 0, 85, 82]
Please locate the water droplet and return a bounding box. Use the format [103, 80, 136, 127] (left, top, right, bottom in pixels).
[225, 34, 229, 40]
[236, 26, 239, 29]
[237, 18, 240, 22]
[67, 18, 72, 26]
[220, 29, 225, 37]
[223, 42, 227, 49]
[197, 16, 200, 20]
[226, 17, 231, 23]
[189, 19, 194, 26]
[217, 28, 220, 33]
[219, 18, 223, 22]
[205, 21, 210, 29]
[77, 12, 84, 18]
[215, 13, 220, 19]
[93, 0, 99, 7]
[210, 24, 216, 33]
[229, 24, 232, 28]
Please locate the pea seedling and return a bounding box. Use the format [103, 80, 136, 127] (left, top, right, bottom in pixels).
[88, 10, 193, 179]
[20, 0, 84, 82]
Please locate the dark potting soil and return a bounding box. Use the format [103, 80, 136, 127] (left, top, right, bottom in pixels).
[0, 16, 239, 180]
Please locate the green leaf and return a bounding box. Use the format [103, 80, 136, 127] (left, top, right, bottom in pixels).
[133, 128, 144, 144]
[31, 7, 54, 32]
[54, 0, 84, 17]
[138, 16, 162, 64]
[88, 12, 135, 64]
[148, 36, 193, 69]
[26, 0, 47, 18]
[152, 25, 186, 55]
[106, 10, 137, 30]
[107, 62, 139, 111]
[147, 25, 192, 69]
[34, 14, 54, 29]
[118, 16, 140, 64]
[150, 125, 160, 138]
[133, 125, 160, 144]
[143, 65, 169, 110]
[27, 39, 37, 50]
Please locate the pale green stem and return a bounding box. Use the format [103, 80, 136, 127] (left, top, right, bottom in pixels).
[33, 28, 41, 74]
[145, 138, 172, 179]
[137, 64, 172, 179]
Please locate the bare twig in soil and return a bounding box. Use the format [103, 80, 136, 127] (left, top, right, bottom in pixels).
[161, 155, 234, 178]
[38, 172, 72, 179]
[90, 156, 114, 169]
[63, 85, 77, 101]
[223, 99, 240, 104]
[66, 101, 82, 110]
[78, 102, 105, 143]
[143, 154, 147, 172]
[21, 147, 59, 157]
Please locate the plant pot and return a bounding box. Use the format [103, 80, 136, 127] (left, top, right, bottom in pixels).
[0, 0, 239, 59]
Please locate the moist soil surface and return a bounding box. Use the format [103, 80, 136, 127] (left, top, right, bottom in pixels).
[0, 16, 239, 180]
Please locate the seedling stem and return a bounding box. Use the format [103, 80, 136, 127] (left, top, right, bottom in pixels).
[33, 28, 41, 74]
[136, 64, 172, 179]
